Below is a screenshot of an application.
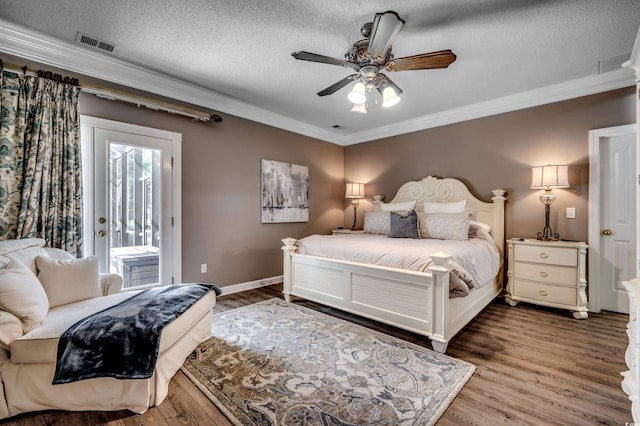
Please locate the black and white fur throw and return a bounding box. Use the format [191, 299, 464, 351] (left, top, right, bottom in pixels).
[52, 283, 220, 385]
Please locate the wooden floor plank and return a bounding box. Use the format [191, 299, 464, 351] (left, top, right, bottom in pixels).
[0, 284, 631, 425]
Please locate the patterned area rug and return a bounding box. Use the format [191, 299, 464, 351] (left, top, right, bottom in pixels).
[181, 298, 474, 425]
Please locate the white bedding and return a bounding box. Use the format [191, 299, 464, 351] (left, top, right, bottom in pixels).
[296, 229, 501, 297]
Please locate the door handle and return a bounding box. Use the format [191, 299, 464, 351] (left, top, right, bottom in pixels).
[97, 230, 107, 237]
[602, 229, 612, 236]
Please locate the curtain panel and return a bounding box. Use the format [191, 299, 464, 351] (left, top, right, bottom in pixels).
[0, 67, 83, 256]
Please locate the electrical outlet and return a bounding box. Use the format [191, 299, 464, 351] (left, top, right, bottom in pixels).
[200, 263, 207, 274]
[566, 207, 576, 219]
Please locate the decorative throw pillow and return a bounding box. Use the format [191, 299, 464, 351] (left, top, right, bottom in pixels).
[36, 256, 102, 308]
[0, 259, 49, 333]
[418, 212, 469, 240]
[422, 199, 467, 214]
[389, 210, 420, 239]
[1, 238, 47, 274]
[379, 200, 416, 212]
[363, 211, 391, 235]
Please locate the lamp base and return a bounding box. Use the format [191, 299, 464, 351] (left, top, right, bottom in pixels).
[351, 200, 359, 231]
[536, 228, 559, 241]
[537, 204, 559, 241]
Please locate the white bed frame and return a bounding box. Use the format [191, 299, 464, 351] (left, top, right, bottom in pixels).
[281, 176, 506, 353]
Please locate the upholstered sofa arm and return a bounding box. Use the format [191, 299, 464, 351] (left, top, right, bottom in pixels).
[0, 348, 9, 419]
[100, 273, 123, 295]
[43, 247, 75, 259]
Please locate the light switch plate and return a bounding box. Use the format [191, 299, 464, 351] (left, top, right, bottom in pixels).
[566, 207, 576, 219]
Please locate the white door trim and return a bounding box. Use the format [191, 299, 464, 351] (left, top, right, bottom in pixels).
[80, 115, 182, 284]
[588, 123, 636, 312]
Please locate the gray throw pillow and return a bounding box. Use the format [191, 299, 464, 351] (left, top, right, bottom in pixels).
[389, 210, 420, 239]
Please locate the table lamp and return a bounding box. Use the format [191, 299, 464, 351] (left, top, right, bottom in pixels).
[345, 182, 365, 230]
[530, 164, 569, 241]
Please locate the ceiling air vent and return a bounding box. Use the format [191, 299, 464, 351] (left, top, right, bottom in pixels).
[76, 32, 117, 54]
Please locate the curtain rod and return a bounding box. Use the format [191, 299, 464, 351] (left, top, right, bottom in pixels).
[1, 61, 222, 123]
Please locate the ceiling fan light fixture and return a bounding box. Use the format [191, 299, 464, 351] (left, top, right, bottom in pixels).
[350, 102, 367, 113]
[347, 81, 367, 104]
[382, 86, 400, 107]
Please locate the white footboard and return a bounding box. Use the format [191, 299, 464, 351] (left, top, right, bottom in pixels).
[281, 238, 454, 353]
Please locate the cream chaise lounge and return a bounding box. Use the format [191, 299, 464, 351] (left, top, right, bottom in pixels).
[0, 238, 217, 419]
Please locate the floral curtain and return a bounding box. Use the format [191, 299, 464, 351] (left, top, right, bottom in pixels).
[0, 65, 83, 256]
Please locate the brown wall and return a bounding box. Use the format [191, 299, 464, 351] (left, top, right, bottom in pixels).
[344, 87, 636, 243]
[79, 94, 344, 287]
[5, 52, 635, 284]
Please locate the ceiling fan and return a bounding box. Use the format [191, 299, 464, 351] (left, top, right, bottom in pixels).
[291, 11, 456, 112]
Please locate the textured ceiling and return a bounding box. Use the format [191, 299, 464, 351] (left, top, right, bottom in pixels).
[0, 0, 638, 145]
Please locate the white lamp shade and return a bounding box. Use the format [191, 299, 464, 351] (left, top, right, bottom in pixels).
[530, 164, 570, 189]
[345, 182, 365, 198]
[382, 86, 400, 107]
[350, 103, 367, 113]
[347, 82, 367, 104]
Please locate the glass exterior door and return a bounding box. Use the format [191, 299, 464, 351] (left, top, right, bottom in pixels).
[81, 117, 180, 289]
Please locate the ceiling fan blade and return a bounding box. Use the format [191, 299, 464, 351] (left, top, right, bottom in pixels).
[386, 50, 457, 72]
[317, 74, 359, 96]
[367, 11, 405, 60]
[375, 74, 403, 96]
[291, 51, 351, 67]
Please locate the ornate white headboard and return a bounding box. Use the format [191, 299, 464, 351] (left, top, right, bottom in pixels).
[375, 176, 507, 255]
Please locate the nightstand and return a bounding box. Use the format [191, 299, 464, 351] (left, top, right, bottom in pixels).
[505, 238, 588, 319]
[331, 229, 365, 235]
[622, 278, 640, 422]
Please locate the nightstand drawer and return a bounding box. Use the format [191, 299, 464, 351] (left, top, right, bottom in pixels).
[514, 245, 577, 267]
[514, 262, 577, 286]
[514, 281, 577, 306]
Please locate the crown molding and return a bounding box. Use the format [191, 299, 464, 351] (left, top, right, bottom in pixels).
[622, 26, 640, 81]
[344, 67, 635, 145]
[0, 18, 635, 147]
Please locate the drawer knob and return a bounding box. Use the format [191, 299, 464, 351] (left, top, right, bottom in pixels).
[539, 290, 548, 296]
[633, 312, 638, 322]
[539, 252, 549, 259]
[539, 271, 548, 278]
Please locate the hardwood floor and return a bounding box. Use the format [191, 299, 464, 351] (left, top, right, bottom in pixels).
[1, 284, 631, 425]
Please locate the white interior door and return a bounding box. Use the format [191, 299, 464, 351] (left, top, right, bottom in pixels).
[589, 124, 637, 313]
[81, 117, 182, 289]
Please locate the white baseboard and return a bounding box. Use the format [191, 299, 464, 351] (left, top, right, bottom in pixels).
[219, 276, 283, 296]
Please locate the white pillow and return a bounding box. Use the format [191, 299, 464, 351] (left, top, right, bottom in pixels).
[418, 212, 469, 240]
[469, 220, 491, 233]
[0, 259, 49, 333]
[422, 200, 467, 214]
[379, 200, 416, 212]
[36, 256, 102, 308]
[363, 211, 391, 235]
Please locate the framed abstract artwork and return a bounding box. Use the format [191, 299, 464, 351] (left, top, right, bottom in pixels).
[261, 159, 309, 223]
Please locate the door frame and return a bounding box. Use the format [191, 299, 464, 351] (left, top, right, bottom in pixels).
[588, 123, 636, 312]
[80, 115, 182, 284]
